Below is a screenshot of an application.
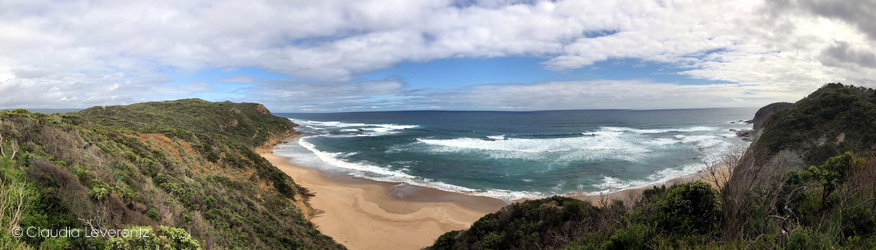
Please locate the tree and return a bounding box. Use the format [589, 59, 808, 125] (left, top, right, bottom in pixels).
[806, 152, 855, 202]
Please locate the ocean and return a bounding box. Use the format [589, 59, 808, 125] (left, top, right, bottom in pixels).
[273, 108, 756, 202]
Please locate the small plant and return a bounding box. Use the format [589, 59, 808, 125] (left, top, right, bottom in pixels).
[147, 208, 159, 220]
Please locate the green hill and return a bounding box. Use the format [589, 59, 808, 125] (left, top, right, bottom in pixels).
[0, 99, 343, 249]
[731, 83, 876, 188]
[429, 83, 876, 249]
[754, 83, 876, 164]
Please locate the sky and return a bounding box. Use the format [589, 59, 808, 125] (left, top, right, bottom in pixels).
[1, 0, 876, 112]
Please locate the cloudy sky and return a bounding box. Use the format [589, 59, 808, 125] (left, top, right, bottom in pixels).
[1, 0, 875, 112]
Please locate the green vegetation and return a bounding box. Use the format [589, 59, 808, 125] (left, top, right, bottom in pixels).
[0, 99, 342, 249]
[755, 83, 876, 166]
[430, 84, 876, 249]
[73, 99, 294, 149]
[106, 226, 200, 250]
[431, 153, 876, 249]
[431, 196, 625, 249]
[429, 182, 725, 249]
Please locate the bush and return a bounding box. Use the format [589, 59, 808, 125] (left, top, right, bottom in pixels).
[106, 226, 157, 250]
[147, 208, 159, 221]
[806, 152, 855, 197]
[787, 228, 836, 249]
[89, 187, 109, 200]
[428, 196, 613, 250]
[157, 226, 201, 250]
[107, 226, 201, 250]
[603, 223, 653, 250]
[643, 182, 721, 235]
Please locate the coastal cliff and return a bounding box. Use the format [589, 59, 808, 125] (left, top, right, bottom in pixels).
[751, 102, 792, 136]
[731, 83, 876, 189]
[0, 99, 342, 249]
[429, 83, 876, 249]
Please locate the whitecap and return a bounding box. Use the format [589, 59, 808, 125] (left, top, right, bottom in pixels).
[601, 126, 718, 134]
[487, 135, 506, 140]
[647, 138, 679, 146]
[592, 163, 704, 194]
[290, 119, 418, 137]
[414, 131, 650, 162]
[297, 136, 538, 202]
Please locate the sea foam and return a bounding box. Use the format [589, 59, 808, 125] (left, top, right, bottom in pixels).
[284, 114, 749, 200]
[293, 119, 418, 137]
[295, 136, 539, 202]
[412, 126, 725, 162]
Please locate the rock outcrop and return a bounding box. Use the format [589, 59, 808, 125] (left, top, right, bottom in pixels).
[751, 102, 792, 138]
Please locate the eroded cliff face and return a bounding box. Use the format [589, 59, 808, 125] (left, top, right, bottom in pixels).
[729, 83, 876, 191]
[728, 102, 800, 190]
[751, 102, 792, 139]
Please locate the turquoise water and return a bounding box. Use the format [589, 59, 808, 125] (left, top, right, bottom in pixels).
[273, 109, 755, 201]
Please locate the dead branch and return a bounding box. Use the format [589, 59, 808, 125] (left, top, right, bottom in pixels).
[0, 178, 7, 224]
[8, 184, 26, 230]
[0, 133, 5, 157]
[767, 215, 790, 235]
[9, 140, 17, 160]
[78, 218, 96, 232]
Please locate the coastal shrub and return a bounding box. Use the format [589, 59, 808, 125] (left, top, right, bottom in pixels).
[602, 223, 653, 250]
[38, 236, 73, 249]
[429, 196, 623, 250]
[806, 152, 854, 198]
[147, 208, 159, 220]
[638, 182, 721, 235]
[843, 205, 875, 237]
[106, 226, 158, 250]
[157, 225, 201, 250]
[787, 228, 836, 249]
[89, 186, 109, 200]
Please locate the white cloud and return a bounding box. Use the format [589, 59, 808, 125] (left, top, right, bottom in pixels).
[0, 0, 875, 110]
[399, 80, 788, 111]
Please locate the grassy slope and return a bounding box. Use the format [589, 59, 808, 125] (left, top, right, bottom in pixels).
[428, 84, 876, 249]
[0, 99, 342, 249]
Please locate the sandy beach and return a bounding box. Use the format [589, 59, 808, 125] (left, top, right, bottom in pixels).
[262, 152, 508, 250]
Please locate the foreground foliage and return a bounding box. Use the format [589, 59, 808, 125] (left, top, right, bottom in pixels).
[431, 152, 876, 249]
[0, 99, 342, 249]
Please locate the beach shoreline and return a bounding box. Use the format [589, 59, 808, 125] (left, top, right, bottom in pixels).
[261, 148, 507, 250]
[264, 136, 736, 249]
[569, 163, 733, 205]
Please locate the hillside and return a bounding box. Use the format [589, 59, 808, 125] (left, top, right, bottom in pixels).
[731, 83, 876, 188]
[0, 99, 343, 249]
[756, 83, 876, 164]
[429, 83, 876, 249]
